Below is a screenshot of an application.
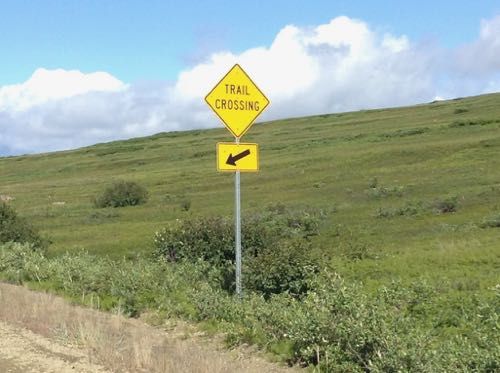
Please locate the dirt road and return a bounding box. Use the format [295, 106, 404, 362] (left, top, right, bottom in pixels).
[0, 320, 109, 373]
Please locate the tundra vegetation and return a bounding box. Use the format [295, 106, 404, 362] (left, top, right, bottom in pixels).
[1, 93, 500, 371]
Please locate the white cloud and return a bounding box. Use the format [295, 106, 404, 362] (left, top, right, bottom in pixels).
[174, 16, 436, 120]
[0, 68, 126, 112]
[456, 15, 500, 73]
[1, 15, 500, 155]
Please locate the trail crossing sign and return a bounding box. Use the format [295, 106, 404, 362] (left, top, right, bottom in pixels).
[205, 64, 269, 138]
[205, 64, 270, 297]
[217, 142, 259, 172]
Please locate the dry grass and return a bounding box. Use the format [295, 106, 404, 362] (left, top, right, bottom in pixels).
[0, 283, 297, 373]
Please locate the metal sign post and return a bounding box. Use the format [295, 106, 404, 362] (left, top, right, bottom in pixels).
[234, 136, 242, 296]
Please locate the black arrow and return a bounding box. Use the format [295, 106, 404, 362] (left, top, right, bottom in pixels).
[226, 149, 251, 166]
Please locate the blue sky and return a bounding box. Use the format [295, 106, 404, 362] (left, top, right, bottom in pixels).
[1, 1, 500, 155]
[1, 0, 499, 84]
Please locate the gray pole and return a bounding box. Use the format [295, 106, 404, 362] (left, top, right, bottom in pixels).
[235, 136, 242, 297]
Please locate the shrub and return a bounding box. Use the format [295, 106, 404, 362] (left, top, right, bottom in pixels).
[0, 202, 47, 250]
[341, 239, 376, 261]
[453, 107, 469, 114]
[0, 242, 49, 282]
[367, 185, 404, 199]
[368, 177, 378, 189]
[94, 180, 148, 208]
[434, 196, 458, 214]
[366, 178, 404, 199]
[153, 216, 234, 264]
[448, 119, 496, 128]
[479, 213, 500, 228]
[179, 199, 191, 211]
[244, 239, 320, 298]
[153, 206, 323, 265]
[378, 127, 429, 139]
[375, 201, 422, 218]
[153, 206, 324, 296]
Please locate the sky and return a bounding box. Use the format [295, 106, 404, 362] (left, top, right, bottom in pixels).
[1, 0, 500, 155]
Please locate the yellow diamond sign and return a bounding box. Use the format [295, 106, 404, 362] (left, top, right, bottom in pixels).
[205, 64, 270, 138]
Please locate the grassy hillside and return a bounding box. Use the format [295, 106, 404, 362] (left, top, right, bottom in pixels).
[1, 93, 500, 291]
[2, 93, 499, 371]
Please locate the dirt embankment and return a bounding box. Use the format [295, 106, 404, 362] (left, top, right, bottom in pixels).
[0, 283, 296, 373]
[0, 320, 109, 373]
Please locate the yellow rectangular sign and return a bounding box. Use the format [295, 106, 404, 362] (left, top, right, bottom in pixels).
[217, 143, 259, 172]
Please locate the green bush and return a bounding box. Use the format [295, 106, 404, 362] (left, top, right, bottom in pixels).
[244, 239, 320, 298]
[434, 196, 458, 214]
[94, 180, 149, 208]
[480, 213, 500, 228]
[153, 206, 323, 296]
[179, 199, 191, 211]
[375, 201, 423, 218]
[378, 127, 429, 139]
[153, 216, 234, 264]
[0, 242, 49, 282]
[366, 178, 405, 199]
[367, 185, 405, 199]
[0, 202, 47, 250]
[448, 119, 496, 128]
[153, 206, 322, 264]
[339, 238, 376, 261]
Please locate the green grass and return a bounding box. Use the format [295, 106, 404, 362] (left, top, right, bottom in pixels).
[1, 93, 500, 292]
